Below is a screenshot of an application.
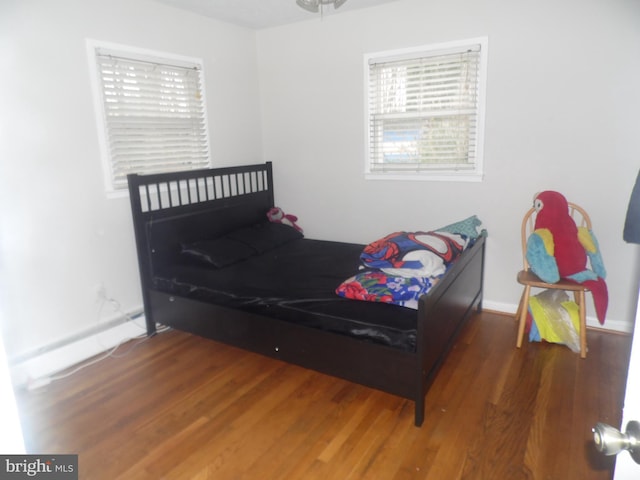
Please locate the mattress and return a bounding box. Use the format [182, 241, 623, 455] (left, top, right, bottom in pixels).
[152, 238, 419, 352]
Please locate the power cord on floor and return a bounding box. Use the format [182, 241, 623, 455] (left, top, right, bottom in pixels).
[26, 289, 172, 390]
[46, 326, 170, 383]
[26, 325, 171, 390]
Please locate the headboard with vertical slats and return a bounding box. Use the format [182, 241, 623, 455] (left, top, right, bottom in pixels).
[129, 162, 273, 215]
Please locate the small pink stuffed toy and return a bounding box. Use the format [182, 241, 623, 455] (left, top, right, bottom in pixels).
[267, 207, 303, 233]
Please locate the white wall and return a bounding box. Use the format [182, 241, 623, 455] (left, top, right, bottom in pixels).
[256, 0, 640, 331]
[0, 0, 262, 359]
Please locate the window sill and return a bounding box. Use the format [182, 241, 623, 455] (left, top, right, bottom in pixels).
[365, 172, 483, 182]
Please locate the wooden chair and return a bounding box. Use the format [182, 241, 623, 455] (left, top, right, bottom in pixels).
[515, 202, 591, 358]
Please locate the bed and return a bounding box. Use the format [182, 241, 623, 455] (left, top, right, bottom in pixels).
[128, 162, 486, 426]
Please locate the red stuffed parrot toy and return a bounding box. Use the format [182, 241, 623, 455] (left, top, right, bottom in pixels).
[526, 191, 608, 324]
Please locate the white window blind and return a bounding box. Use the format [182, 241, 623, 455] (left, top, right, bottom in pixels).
[366, 39, 487, 180]
[92, 45, 210, 191]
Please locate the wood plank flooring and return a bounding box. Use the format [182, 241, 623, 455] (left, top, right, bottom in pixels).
[15, 311, 631, 480]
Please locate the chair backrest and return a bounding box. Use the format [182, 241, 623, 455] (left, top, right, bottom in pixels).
[521, 202, 592, 270]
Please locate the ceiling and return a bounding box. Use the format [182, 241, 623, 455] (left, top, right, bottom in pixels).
[152, 0, 401, 29]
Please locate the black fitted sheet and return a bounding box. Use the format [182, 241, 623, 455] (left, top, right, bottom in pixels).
[152, 238, 419, 351]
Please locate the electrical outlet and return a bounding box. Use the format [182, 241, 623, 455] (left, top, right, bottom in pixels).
[94, 283, 107, 302]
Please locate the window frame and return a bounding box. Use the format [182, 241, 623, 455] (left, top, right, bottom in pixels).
[86, 39, 211, 197]
[364, 37, 488, 182]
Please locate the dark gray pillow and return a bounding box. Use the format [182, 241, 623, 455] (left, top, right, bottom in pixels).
[181, 237, 256, 268]
[225, 222, 303, 253]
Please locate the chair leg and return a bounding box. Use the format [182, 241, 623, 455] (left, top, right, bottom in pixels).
[577, 290, 587, 358]
[516, 285, 531, 348]
[515, 288, 526, 321]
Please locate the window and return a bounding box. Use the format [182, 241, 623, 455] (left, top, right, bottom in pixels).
[365, 37, 487, 181]
[87, 40, 210, 193]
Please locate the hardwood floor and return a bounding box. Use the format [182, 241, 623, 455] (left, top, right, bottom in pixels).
[15, 311, 630, 480]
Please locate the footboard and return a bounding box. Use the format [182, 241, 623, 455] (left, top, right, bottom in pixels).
[414, 233, 486, 425]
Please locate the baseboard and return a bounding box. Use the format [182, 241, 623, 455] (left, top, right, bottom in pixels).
[9, 316, 148, 389]
[483, 300, 632, 334]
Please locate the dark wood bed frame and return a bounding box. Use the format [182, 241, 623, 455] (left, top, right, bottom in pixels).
[128, 162, 486, 426]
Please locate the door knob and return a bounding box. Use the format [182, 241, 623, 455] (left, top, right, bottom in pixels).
[592, 421, 640, 464]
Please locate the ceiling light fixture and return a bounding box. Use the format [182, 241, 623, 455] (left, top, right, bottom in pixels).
[296, 0, 348, 15]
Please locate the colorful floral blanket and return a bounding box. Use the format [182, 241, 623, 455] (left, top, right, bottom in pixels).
[336, 271, 437, 310]
[336, 216, 484, 309]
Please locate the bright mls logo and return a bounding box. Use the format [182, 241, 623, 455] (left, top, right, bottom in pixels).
[0, 455, 77, 479]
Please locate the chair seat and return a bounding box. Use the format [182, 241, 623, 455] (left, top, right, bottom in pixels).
[517, 270, 591, 291]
